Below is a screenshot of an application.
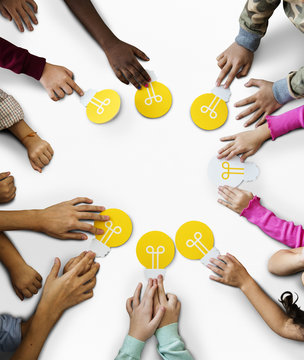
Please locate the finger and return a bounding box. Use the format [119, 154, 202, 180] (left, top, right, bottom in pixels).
[11, 12, 24, 32]
[217, 57, 227, 69]
[114, 68, 129, 85]
[149, 306, 165, 329]
[143, 278, 153, 298]
[222, 185, 238, 195]
[5, 175, 15, 185]
[234, 95, 256, 108]
[225, 149, 242, 160]
[216, 63, 232, 86]
[0, 172, 10, 181]
[132, 62, 151, 82]
[217, 198, 234, 211]
[209, 274, 224, 283]
[207, 263, 224, 276]
[73, 252, 96, 276]
[76, 222, 104, 236]
[77, 212, 109, 222]
[133, 283, 142, 306]
[81, 263, 100, 284]
[218, 185, 235, 199]
[80, 290, 94, 302]
[218, 255, 229, 264]
[216, 53, 224, 61]
[132, 46, 150, 62]
[157, 275, 167, 304]
[244, 110, 264, 127]
[82, 276, 97, 293]
[24, 4, 37, 25]
[224, 64, 240, 88]
[146, 283, 158, 305]
[27, 285, 38, 294]
[30, 159, 41, 172]
[33, 279, 42, 289]
[47, 89, 58, 102]
[130, 64, 149, 86]
[218, 189, 232, 202]
[26, 0, 38, 13]
[236, 63, 250, 78]
[126, 297, 133, 315]
[44, 149, 53, 161]
[39, 154, 50, 166]
[54, 88, 65, 99]
[122, 68, 141, 89]
[210, 258, 226, 270]
[13, 286, 24, 301]
[240, 150, 254, 162]
[17, 7, 33, 31]
[236, 104, 259, 120]
[0, 6, 12, 20]
[66, 77, 84, 96]
[65, 232, 88, 240]
[217, 142, 234, 155]
[255, 113, 267, 127]
[47, 144, 54, 156]
[167, 293, 178, 306]
[77, 205, 106, 213]
[220, 135, 236, 142]
[49, 258, 61, 279]
[245, 78, 262, 88]
[153, 286, 160, 308]
[61, 83, 73, 95]
[22, 288, 33, 298]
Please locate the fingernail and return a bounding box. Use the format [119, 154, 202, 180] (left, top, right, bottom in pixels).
[99, 206, 105, 211]
[138, 86, 141, 90]
[103, 216, 110, 221]
[144, 83, 149, 88]
[148, 77, 151, 81]
[235, 116, 239, 120]
[82, 235, 87, 240]
[96, 229, 104, 235]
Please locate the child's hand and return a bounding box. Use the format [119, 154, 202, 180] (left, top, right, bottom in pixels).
[216, 42, 254, 88]
[218, 186, 253, 214]
[235, 79, 282, 127]
[63, 251, 94, 275]
[104, 39, 151, 89]
[0, 0, 38, 32]
[153, 275, 180, 329]
[39, 252, 99, 318]
[36, 198, 109, 240]
[0, 172, 16, 203]
[217, 123, 271, 162]
[39, 63, 84, 101]
[208, 253, 251, 290]
[9, 261, 42, 300]
[23, 134, 54, 173]
[126, 280, 165, 341]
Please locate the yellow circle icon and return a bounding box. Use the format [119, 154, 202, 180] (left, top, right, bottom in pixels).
[86, 89, 120, 124]
[136, 231, 175, 269]
[135, 81, 172, 118]
[175, 221, 214, 260]
[190, 93, 228, 130]
[94, 209, 132, 248]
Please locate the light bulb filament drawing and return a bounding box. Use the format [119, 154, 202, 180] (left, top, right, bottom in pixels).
[144, 83, 163, 105]
[89, 97, 111, 114]
[221, 161, 244, 180]
[100, 221, 122, 245]
[146, 245, 165, 269]
[186, 232, 209, 256]
[200, 95, 220, 119]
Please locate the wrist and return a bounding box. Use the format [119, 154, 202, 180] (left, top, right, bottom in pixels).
[240, 275, 255, 293]
[102, 36, 121, 52]
[35, 302, 61, 326]
[22, 132, 38, 147]
[256, 124, 271, 142]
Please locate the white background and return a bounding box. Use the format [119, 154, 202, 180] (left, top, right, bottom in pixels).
[1, 0, 304, 359]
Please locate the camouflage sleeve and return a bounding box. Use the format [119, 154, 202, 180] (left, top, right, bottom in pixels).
[272, 68, 304, 105]
[236, 0, 281, 52]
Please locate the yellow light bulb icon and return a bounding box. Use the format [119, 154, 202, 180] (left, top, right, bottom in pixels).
[90, 208, 132, 257]
[80, 89, 121, 124]
[190, 86, 231, 130]
[135, 81, 172, 118]
[136, 231, 175, 278]
[175, 221, 220, 266]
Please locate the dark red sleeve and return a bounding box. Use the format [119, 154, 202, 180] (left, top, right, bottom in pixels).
[0, 37, 46, 80]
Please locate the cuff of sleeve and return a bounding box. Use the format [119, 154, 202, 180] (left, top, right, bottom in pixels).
[155, 323, 179, 346]
[0, 315, 22, 352]
[23, 53, 46, 80]
[272, 78, 294, 105]
[240, 195, 261, 218]
[119, 335, 145, 359]
[235, 27, 261, 52]
[266, 115, 277, 140]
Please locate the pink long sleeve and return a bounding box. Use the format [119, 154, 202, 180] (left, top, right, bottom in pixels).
[240, 196, 304, 248]
[266, 105, 304, 140]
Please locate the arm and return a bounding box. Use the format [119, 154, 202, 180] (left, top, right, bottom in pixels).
[209, 253, 304, 341]
[63, 0, 151, 89]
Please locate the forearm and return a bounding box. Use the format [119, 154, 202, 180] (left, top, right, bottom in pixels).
[11, 305, 60, 360]
[268, 248, 304, 276]
[63, 0, 118, 50]
[0, 232, 25, 271]
[240, 277, 302, 339]
[8, 120, 35, 145]
[0, 210, 41, 231]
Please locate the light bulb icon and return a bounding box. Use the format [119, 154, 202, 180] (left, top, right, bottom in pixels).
[136, 231, 175, 278]
[80, 89, 121, 124]
[90, 208, 132, 258]
[135, 81, 172, 118]
[175, 221, 220, 266]
[208, 156, 259, 187]
[190, 86, 231, 130]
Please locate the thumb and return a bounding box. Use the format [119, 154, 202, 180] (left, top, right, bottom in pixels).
[49, 257, 61, 279]
[132, 46, 150, 61]
[65, 67, 74, 79]
[245, 78, 260, 88]
[150, 306, 165, 329]
[0, 172, 10, 180]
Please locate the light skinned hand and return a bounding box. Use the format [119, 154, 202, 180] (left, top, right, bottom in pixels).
[235, 79, 282, 127]
[63, 251, 94, 275]
[153, 275, 180, 329]
[208, 253, 251, 290]
[40, 63, 84, 101]
[22, 134, 54, 173]
[40, 251, 99, 318]
[9, 261, 42, 300]
[217, 123, 271, 162]
[104, 39, 151, 89]
[0, 0, 38, 32]
[0, 172, 16, 203]
[126, 279, 166, 341]
[216, 42, 254, 88]
[218, 186, 253, 214]
[37, 197, 109, 240]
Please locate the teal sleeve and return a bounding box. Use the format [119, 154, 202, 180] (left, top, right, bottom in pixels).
[155, 323, 194, 360]
[114, 335, 145, 360]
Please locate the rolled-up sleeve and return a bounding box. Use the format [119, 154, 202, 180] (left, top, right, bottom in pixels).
[0, 314, 22, 352]
[0, 89, 24, 131]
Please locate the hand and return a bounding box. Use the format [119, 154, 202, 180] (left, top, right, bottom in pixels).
[0, 0, 38, 32]
[63, 251, 93, 275]
[208, 253, 251, 290]
[9, 261, 42, 300]
[216, 42, 254, 88]
[217, 123, 271, 162]
[104, 39, 151, 89]
[39, 63, 84, 101]
[37, 197, 109, 240]
[126, 279, 165, 341]
[22, 134, 54, 173]
[218, 186, 253, 214]
[153, 275, 180, 329]
[0, 172, 16, 203]
[235, 79, 282, 127]
[39, 252, 99, 318]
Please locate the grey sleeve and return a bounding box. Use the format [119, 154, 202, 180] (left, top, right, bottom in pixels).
[0, 314, 22, 352]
